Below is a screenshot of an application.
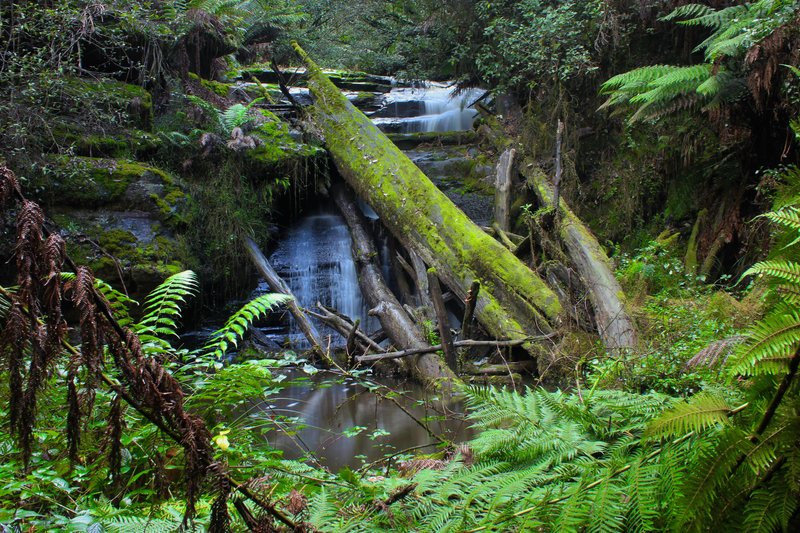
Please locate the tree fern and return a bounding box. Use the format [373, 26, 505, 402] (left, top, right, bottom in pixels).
[600, 0, 797, 121]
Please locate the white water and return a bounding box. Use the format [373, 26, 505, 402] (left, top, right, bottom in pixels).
[265, 210, 368, 347]
[372, 84, 485, 133]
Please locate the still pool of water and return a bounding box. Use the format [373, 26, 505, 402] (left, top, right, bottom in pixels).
[256, 369, 472, 471]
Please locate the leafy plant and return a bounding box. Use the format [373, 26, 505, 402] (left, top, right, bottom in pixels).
[600, 0, 799, 122]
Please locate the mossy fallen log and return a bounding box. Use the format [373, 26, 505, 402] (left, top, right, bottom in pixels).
[385, 131, 478, 149]
[293, 42, 561, 360]
[521, 160, 637, 353]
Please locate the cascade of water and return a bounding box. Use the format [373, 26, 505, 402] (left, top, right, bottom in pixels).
[266, 210, 369, 347]
[373, 84, 485, 133]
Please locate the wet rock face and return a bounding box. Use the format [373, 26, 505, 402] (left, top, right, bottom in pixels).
[28, 156, 192, 302]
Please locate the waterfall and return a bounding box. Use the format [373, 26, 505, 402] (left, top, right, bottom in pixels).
[372, 84, 485, 134]
[265, 210, 369, 347]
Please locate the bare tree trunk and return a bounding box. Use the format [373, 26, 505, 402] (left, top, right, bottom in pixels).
[494, 147, 516, 232]
[521, 162, 638, 353]
[292, 43, 561, 362]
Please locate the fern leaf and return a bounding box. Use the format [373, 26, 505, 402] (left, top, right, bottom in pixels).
[675, 428, 752, 527]
[644, 392, 731, 440]
[728, 308, 800, 376]
[137, 270, 198, 340]
[203, 293, 291, 359]
[743, 260, 800, 286]
[659, 4, 716, 24]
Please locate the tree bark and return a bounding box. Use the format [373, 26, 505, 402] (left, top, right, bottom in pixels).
[494, 147, 516, 232]
[331, 184, 458, 387]
[427, 268, 458, 372]
[521, 161, 637, 353]
[357, 338, 539, 363]
[292, 43, 561, 362]
[243, 237, 329, 362]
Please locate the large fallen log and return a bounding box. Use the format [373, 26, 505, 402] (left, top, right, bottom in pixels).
[331, 185, 458, 387]
[521, 161, 637, 353]
[293, 42, 562, 360]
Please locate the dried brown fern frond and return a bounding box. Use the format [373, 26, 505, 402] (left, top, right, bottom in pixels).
[209, 461, 232, 532]
[2, 302, 28, 433]
[685, 335, 745, 369]
[0, 164, 20, 205]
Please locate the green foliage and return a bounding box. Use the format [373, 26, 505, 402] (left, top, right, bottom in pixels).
[644, 392, 732, 440]
[136, 270, 199, 352]
[202, 292, 292, 359]
[600, 0, 799, 121]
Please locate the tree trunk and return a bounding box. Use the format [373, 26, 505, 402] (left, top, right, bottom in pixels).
[331, 184, 458, 387]
[292, 43, 561, 362]
[494, 147, 516, 232]
[521, 161, 637, 353]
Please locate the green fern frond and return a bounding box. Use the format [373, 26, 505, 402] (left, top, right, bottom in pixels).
[587, 476, 626, 533]
[102, 514, 183, 533]
[203, 293, 291, 359]
[728, 308, 800, 376]
[659, 4, 717, 24]
[741, 480, 797, 533]
[60, 272, 138, 326]
[644, 392, 731, 440]
[624, 459, 660, 533]
[137, 270, 198, 340]
[744, 259, 800, 286]
[763, 205, 800, 228]
[675, 428, 753, 527]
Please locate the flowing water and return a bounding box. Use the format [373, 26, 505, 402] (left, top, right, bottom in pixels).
[371, 83, 484, 133]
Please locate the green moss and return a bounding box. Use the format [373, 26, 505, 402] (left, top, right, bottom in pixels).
[247, 113, 324, 167]
[65, 78, 153, 130]
[189, 72, 232, 97]
[53, 126, 162, 158]
[98, 229, 137, 257]
[293, 43, 561, 350]
[151, 188, 188, 227]
[36, 156, 172, 207]
[684, 209, 706, 273]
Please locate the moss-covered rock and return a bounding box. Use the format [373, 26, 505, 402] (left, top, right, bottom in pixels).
[34, 157, 187, 227]
[53, 127, 162, 158]
[65, 77, 153, 130]
[54, 209, 191, 303]
[189, 72, 232, 98]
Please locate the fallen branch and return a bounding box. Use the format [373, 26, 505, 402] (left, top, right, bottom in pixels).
[308, 304, 385, 354]
[243, 237, 328, 363]
[356, 337, 553, 363]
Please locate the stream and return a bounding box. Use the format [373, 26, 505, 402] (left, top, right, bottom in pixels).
[244, 83, 489, 470]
